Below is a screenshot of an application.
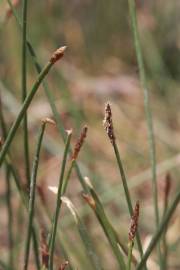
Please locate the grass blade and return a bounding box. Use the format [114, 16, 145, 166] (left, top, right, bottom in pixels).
[6, 0, 88, 193]
[103, 103, 144, 259]
[61, 196, 104, 270]
[22, 0, 30, 186]
[83, 177, 127, 269]
[127, 0, 161, 267]
[0, 46, 66, 167]
[136, 190, 180, 270]
[48, 131, 72, 269]
[24, 119, 51, 270]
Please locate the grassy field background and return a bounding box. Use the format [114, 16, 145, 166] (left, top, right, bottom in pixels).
[0, 0, 180, 269]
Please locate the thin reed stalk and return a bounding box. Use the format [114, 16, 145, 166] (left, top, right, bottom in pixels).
[162, 173, 171, 270]
[127, 241, 133, 270]
[0, 46, 66, 167]
[22, 0, 30, 186]
[61, 196, 104, 270]
[0, 96, 41, 269]
[48, 131, 72, 270]
[127, 1, 162, 267]
[136, 190, 180, 270]
[103, 103, 144, 259]
[6, 0, 88, 194]
[24, 120, 49, 270]
[83, 177, 129, 269]
[0, 97, 14, 268]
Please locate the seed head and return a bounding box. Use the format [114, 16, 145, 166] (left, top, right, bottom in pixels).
[50, 46, 67, 64]
[72, 125, 88, 160]
[129, 201, 140, 242]
[103, 103, 115, 143]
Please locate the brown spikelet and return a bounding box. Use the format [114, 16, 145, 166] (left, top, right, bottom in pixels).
[50, 46, 67, 64]
[71, 126, 88, 160]
[82, 193, 96, 210]
[103, 103, 115, 143]
[40, 230, 49, 268]
[129, 201, 140, 242]
[58, 261, 69, 270]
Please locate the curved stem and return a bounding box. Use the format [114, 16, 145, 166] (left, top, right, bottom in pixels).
[0, 60, 53, 166]
[136, 191, 180, 270]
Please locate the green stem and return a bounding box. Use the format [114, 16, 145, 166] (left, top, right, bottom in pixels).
[6, 0, 88, 193]
[24, 121, 47, 270]
[136, 191, 180, 270]
[85, 180, 127, 269]
[48, 132, 72, 270]
[113, 141, 143, 257]
[0, 60, 53, 167]
[0, 97, 14, 268]
[22, 0, 31, 186]
[127, 0, 161, 267]
[127, 241, 134, 270]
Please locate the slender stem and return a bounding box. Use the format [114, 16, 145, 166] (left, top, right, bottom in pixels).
[24, 121, 47, 270]
[6, 167, 14, 268]
[127, 241, 134, 270]
[113, 141, 144, 257]
[6, 0, 88, 193]
[22, 0, 31, 186]
[136, 191, 180, 270]
[0, 97, 14, 268]
[61, 159, 75, 194]
[0, 60, 53, 166]
[127, 0, 162, 267]
[6, 154, 41, 270]
[48, 132, 72, 270]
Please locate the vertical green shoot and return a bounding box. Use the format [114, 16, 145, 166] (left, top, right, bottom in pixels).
[48, 131, 72, 269]
[24, 119, 51, 270]
[22, 0, 30, 186]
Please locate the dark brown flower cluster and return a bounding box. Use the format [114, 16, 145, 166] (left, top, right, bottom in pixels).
[50, 46, 67, 64]
[129, 201, 140, 242]
[103, 103, 115, 143]
[72, 126, 88, 160]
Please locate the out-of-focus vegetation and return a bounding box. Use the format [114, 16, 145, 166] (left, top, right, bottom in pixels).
[0, 0, 180, 269]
